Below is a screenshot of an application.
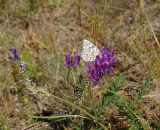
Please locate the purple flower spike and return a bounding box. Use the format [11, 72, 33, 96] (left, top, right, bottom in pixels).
[87, 63, 101, 85]
[66, 52, 72, 68]
[73, 52, 80, 68]
[9, 47, 19, 60]
[86, 48, 117, 85]
[65, 52, 80, 68]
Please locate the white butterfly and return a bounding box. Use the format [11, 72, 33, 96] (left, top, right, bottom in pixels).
[81, 39, 100, 62]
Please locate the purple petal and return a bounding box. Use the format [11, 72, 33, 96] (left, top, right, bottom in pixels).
[73, 54, 80, 68]
[86, 47, 117, 85]
[9, 47, 19, 60]
[65, 52, 80, 68]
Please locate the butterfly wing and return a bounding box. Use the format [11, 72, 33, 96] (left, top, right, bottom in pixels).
[81, 39, 100, 62]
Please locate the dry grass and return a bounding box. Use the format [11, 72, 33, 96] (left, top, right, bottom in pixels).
[0, 0, 160, 129]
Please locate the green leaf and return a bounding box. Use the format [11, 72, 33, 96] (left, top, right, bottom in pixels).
[138, 73, 154, 99]
[97, 97, 101, 115]
[74, 74, 86, 102]
[33, 114, 89, 120]
[102, 95, 107, 108]
[110, 73, 125, 92]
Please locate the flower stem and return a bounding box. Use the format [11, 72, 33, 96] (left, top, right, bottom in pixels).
[66, 68, 72, 99]
[33, 114, 90, 120]
[71, 68, 76, 83]
[28, 87, 108, 130]
[67, 68, 71, 85]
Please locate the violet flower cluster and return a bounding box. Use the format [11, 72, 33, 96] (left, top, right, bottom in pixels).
[8, 47, 26, 73]
[86, 48, 117, 85]
[9, 47, 19, 60]
[8, 47, 33, 86]
[65, 52, 80, 68]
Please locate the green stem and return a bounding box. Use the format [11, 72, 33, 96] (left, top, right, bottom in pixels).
[106, 89, 117, 95]
[88, 86, 98, 121]
[51, 94, 108, 130]
[66, 68, 72, 96]
[67, 68, 71, 84]
[33, 114, 90, 120]
[28, 87, 108, 130]
[71, 68, 76, 83]
[51, 94, 95, 119]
